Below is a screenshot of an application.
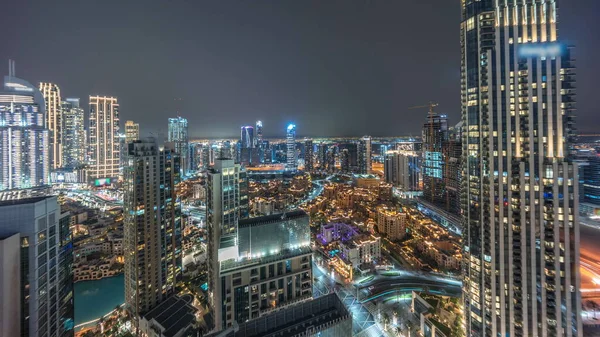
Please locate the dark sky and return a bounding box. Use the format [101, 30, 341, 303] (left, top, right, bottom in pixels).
[3, 1, 598, 138]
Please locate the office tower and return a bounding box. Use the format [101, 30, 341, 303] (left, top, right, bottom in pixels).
[168, 117, 189, 175]
[205, 293, 351, 337]
[583, 156, 600, 205]
[340, 149, 350, 173]
[255, 120, 263, 147]
[358, 136, 372, 174]
[286, 124, 297, 171]
[0, 196, 74, 337]
[460, 1, 581, 336]
[89, 96, 120, 180]
[304, 138, 313, 171]
[123, 139, 182, 321]
[0, 65, 50, 190]
[241, 125, 254, 149]
[201, 145, 210, 169]
[442, 123, 462, 216]
[40, 82, 63, 169]
[326, 146, 336, 172]
[422, 109, 448, 206]
[125, 120, 140, 143]
[384, 151, 421, 191]
[318, 143, 328, 169]
[61, 98, 85, 168]
[207, 158, 249, 330]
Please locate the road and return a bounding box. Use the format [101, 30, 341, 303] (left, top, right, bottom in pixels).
[580, 221, 600, 298]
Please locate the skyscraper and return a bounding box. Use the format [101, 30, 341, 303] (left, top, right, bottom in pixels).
[304, 138, 313, 171]
[255, 120, 263, 148]
[61, 98, 85, 168]
[384, 150, 421, 191]
[358, 136, 372, 174]
[422, 108, 448, 206]
[240, 125, 254, 149]
[88, 96, 120, 180]
[206, 158, 249, 330]
[124, 120, 140, 143]
[460, 1, 581, 336]
[0, 64, 49, 190]
[168, 117, 189, 175]
[340, 148, 350, 173]
[0, 196, 74, 337]
[123, 139, 182, 321]
[40, 82, 63, 169]
[286, 124, 297, 171]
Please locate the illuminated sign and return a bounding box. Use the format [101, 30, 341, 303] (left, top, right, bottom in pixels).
[94, 178, 112, 187]
[518, 43, 563, 58]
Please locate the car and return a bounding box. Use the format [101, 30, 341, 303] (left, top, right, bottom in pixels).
[368, 286, 375, 291]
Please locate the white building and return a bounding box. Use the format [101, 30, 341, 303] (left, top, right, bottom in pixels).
[89, 96, 120, 180]
[377, 206, 407, 240]
[340, 234, 381, 268]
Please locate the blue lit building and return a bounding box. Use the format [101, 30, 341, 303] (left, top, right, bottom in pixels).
[421, 109, 447, 206]
[285, 124, 297, 171]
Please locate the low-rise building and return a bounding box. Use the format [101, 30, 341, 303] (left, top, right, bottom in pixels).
[139, 294, 199, 337]
[340, 234, 381, 268]
[377, 206, 407, 240]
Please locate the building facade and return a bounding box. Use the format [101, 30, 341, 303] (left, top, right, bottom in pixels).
[304, 138, 313, 171]
[124, 120, 140, 143]
[384, 150, 421, 191]
[460, 1, 581, 336]
[40, 82, 63, 169]
[207, 158, 249, 330]
[358, 136, 372, 174]
[286, 124, 297, 171]
[0, 71, 49, 190]
[0, 196, 74, 337]
[422, 110, 448, 207]
[88, 96, 120, 181]
[377, 206, 407, 241]
[168, 117, 189, 175]
[61, 98, 85, 168]
[123, 139, 182, 319]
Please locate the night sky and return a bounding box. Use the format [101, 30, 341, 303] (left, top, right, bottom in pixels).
[3, 1, 598, 138]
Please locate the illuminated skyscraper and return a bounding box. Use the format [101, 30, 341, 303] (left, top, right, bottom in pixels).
[285, 124, 297, 171]
[422, 109, 448, 206]
[0, 63, 49, 190]
[168, 117, 189, 174]
[40, 82, 62, 169]
[304, 138, 313, 171]
[123, 139, 182, 322]
[255, 120, 263, 147]
[241, 125, 254, 149]
[384, 150, 421, 191]
[460, 1, 581, 336]
[358, 135, 372, 174]
[61, 98, 85, 168]
[206, 158, 249, 329]
[88, 96, 120, 180]
[124, 120, 140, 143]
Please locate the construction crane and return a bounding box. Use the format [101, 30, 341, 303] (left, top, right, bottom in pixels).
[408, 102, 439, 116]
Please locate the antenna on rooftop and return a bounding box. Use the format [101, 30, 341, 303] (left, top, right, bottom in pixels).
[8, 60, 15, 77]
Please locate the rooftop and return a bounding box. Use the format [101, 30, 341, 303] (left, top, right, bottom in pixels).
[206, 293, 350, 337]
[142, 294, 197, 337]
[220, 246, 312, 274]
[237, 209, 308, 228]
[0, 195, 53, 207]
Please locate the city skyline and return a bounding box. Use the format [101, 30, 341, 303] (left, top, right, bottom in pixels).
[2, 1, 598, 138]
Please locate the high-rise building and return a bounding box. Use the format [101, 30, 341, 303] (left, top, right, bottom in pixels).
[207, 158, 249, 330]
[40, 82, 63, 169]
[340, 149, 350, 173]
[460, 1, 581, 336]
[88, 96, 120, 181]
[318, 143, 328, 169]
[358, 136, 372, 174]
[123, 139, 182, 322]
[377, 206, 407, 241]
[422, 109, 448, 206]
[124, 120, 140, 143]
[0, 196, 74, 337]
[286, 124, 297, 171]
[168, 117, 189, 175]
[304, 138, 313, 171]
[384, 151, 421, 191]
[241, 125, 254, 149]
[255, 120, 263, 148]
[0, 65, 50, 191]
[442, 123, 462, 216]
[61, 98, 85, 168]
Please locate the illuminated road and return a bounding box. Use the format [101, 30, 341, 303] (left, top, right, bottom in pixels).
[580, 221, 600, 298]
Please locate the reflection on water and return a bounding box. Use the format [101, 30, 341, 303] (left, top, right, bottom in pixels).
[74, 274, 124, 327]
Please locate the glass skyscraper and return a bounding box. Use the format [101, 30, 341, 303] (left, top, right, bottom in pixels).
[61, 98, 85, 168]
[460, 1, 581, 336]
[88, 96, 120, 180]
[0, 69, 49, 190]
[168, 117, 189, 174]
[286, 124, 297, 171]
[40, 82, 62, 169]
